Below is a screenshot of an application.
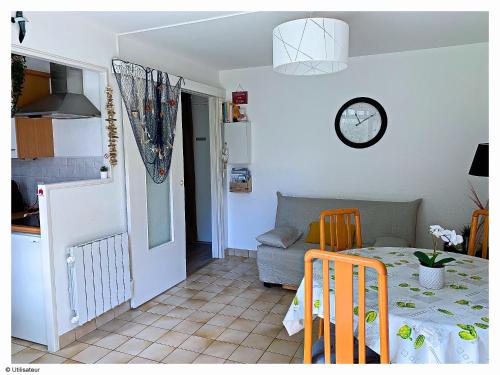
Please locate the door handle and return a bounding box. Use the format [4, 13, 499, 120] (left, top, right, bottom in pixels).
[180, 180, 184, 186]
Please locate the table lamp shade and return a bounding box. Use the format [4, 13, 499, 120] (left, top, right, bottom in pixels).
[469, 143, 489, 177]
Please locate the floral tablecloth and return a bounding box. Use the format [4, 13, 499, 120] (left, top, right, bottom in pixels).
[283, 247, 489, 364]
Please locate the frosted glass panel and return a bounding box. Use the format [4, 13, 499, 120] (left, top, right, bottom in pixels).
[146, 172, 172, 249]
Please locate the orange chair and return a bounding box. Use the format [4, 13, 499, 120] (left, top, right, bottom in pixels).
[303, 250, 390, 364]
[468, 209, 489, 259]
[319, 208, 362, 251]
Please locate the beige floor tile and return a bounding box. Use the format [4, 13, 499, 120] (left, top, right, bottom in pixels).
[228, 318, 259, 332]
[192, 291, 218, 301]
[179, 335, 213, 353]
[203, 340, 238, 359]
[166, 306, 196, 319]
[137, 301, 159, 311]
[161, 295, 189, 306]
[156, 331, 190, 347]
[62, 359, 82, 364]
[150, 316, 183, 330]
[96, 350, 134, 364]
[271, 303, 290, 314]
[202, 284, 226, 293]
[94, 332, 130, 350]
[213, 277, 234, 287]
[138, 342, 174, 361]
[249, 300, 276, 312]
[115, 337, 152, 356]
[77, 329, 109, 345]
[11, 343, 26, 355]
[219, 305, 246, 317]
[134, 326, 168, 342]
[116, 309, 144, 321]
[114, 321, 148, 337]
[216, 328, 249, 345]
[182, 298, 207, 310]
[230, 280, 252, 289]
[211, 294, 236, 304]
[99, 318, 127, 332]
[267, 338, 301, 356]
[229, 296, 256, 307]
[194, 324, 225, 340]
[171, 320, 203, 335]
[252, 322, 282, 338]
[258, 293, 283, 303]
[294, 343, 304, 359]
[162, 348, 199, 363]
[193, 354, 226, 363]
[28, 343, 47, 351]
[222, 286, 242, 296]
[290, 356, 303, 364]
[132, 312, 162, 325]
[239, 289, 263, 300]
[261, 312, 285, 325]
[54, 341, 90, 358]
[128, 356, 158, 364]
[11, 348, 46, 364]
[276, 328, 304, 343]
[185, 310, 216, 324]
[205, 314, 236, 328]
[240, 333, 274, 350]
[147, 304, 176, 315]
[258, 351, 292, 364]
[71, 345, 111, 364]
[12, 338, 33, 346]
[239, 308, 267, 322]
[172, 288, 198, 298]
[199, 302, 226, 314]
[31, 353, 67, 364]
[228, 345, 264, 364]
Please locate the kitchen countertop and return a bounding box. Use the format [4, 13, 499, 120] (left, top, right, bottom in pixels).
[12, 211, 41, 235]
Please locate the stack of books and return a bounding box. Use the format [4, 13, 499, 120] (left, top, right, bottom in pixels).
[229, 167, 252, 193]
[222, 102, 248, 123]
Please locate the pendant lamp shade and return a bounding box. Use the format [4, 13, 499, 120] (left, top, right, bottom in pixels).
[469, 143, 489, 177]
[273, 18, 349, 76]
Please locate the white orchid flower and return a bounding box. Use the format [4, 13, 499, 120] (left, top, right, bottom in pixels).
[429, 225, 444, 238]
[440, 230, 463, 246]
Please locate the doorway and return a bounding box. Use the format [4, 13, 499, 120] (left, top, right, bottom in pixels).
[182, 92, 213, 275]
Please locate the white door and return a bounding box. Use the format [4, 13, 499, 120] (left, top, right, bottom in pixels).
[123, 99, 186, 308]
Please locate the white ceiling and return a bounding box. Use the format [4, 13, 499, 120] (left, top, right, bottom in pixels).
[82, 11, 488, 71]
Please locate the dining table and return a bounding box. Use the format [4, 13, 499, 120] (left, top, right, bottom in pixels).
[282, 247, 489, 364]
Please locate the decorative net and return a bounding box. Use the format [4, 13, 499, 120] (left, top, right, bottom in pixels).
[112, 58, 184, 183]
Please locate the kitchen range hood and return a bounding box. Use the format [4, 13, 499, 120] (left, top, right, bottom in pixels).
[15, 63, 101, 119]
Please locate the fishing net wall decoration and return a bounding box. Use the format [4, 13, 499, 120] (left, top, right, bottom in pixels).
[112, 58, 184, 184]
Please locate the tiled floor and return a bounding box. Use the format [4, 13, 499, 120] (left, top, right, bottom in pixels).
[11, 256, 312, 364]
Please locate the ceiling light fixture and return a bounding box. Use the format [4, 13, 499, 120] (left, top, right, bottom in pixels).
[273, 18, 349, 76]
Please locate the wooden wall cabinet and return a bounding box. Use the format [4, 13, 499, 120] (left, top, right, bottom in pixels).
[15, 118, 54, 158]
[14, 69, 54, 159]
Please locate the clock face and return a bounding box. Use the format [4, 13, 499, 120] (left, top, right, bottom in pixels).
[335, 98, 387, 148]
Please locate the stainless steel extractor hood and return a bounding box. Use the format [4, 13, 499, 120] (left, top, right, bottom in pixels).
[15, 63, 101, 119]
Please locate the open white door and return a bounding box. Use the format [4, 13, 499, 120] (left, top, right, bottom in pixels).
[123, 99, 186, 308]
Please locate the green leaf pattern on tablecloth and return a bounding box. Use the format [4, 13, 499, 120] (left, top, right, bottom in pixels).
[282, 247, 489, 363]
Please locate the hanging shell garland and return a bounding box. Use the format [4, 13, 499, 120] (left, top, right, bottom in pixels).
[105, 85, 118, 166]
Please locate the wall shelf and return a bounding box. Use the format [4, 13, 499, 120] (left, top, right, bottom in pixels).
[224, 121, 251, 165]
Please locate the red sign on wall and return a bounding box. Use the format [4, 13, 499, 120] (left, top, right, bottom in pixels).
[232, 91, 248, 104]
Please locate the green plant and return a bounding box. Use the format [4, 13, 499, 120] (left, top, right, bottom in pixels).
[11, 54, 26, 117]
[100, 165, 108, 172]
[461, 225, 471, 238]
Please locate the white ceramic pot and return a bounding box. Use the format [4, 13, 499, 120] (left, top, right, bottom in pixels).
[100, 171, 108, 179]
[419, 264, 445, 290]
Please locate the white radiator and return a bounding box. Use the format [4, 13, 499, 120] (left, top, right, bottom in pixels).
[66, 232, 131, 325]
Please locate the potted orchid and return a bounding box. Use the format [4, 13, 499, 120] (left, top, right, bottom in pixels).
[100, 165, 108, 179]
[413, 225, 463, 289]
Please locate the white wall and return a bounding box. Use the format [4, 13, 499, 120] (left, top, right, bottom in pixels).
[191, 95, 212, 242]
[12, 12, 128, 339]
[220, 43, 489, 250]
[117, 34, 222, 88]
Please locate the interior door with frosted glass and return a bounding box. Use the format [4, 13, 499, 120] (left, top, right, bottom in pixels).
[123, 98, 186, 308]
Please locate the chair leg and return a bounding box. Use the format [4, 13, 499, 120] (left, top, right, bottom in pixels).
[263, 282, 273, 288]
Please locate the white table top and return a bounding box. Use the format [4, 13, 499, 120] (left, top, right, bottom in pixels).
[283, 247, 489, 364]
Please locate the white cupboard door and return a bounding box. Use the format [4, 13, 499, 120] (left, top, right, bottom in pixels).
[11, 234, 47, 344]
[123, 98, 186, 308]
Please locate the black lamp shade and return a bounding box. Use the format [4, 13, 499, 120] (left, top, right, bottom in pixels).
[469, 143, 489, 177]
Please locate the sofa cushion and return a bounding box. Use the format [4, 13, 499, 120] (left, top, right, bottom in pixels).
[275, 192, 421, 247]
[256, 226, 302, 249]
[374, 236, 410, 247]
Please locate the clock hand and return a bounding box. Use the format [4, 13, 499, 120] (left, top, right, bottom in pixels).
[357, 114, 375, 125]
[354, 113, 361, 126]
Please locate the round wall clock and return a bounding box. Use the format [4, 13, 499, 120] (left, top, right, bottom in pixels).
[334, 97, 387, 149]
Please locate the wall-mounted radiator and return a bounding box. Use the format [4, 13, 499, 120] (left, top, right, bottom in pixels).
[66, 232, 131, 325]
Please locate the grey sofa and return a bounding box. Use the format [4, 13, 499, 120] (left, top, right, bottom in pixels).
[256, 192, 422, 286]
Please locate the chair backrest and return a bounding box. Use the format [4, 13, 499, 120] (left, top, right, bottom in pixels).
[320, 208, 362, 251]
[303, 249, 389, 364]
[468, 209, 489, 259]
